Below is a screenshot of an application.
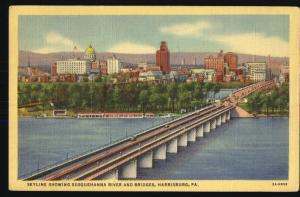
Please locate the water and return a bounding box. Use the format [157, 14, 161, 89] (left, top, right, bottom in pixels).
[138, 117, 289, 180]
[18, 117, 172, 177]
[18, 117, 288, 180]
[207, 89, 236, 100]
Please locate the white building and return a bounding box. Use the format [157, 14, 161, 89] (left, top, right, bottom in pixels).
[191, 68, 216, 82]
[107, 55, 122, 74]
[138, 70, 163, 81]
[245, 62, 266, 82]
[56, 59, 91, 75]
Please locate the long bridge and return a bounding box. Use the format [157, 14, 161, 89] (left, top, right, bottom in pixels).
[23, 80, 275, 181]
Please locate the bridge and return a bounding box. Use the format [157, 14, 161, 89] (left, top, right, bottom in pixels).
[22, 80, 275, 181]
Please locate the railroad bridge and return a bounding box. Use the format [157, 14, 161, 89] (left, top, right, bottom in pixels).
[23, 80, 275, 181]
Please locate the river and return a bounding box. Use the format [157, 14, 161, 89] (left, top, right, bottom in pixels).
[18, 117, 288, 180]
[18, 89, 288, 180]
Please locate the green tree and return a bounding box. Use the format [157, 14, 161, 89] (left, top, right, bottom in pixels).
[178, 91, 192, 112]
[167, 83, 178, 112]
[112, 87, 123, 111]
[139, 90, 149, 113]
[247, 92, 265, 113]
[212, 83, 221, 101]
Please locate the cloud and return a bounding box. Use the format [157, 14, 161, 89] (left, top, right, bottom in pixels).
[32, 31, 82, 53]
[160, 21, 211, 37]
[213, 33, 288, 57]
[107, 42, 156, 54]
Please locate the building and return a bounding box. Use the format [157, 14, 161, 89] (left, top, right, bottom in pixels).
[170, 70, 190, 82]
[204, 50, 225, 77]
[191, 68, 216, 82]
[245, 62, 267, 82]
[138, 70, 163, 81]
[100, 60, 108, 75]
[84, 44, 96, 61]
[224, 52, 238, 71]
[90, 61, 100, 74]
[107, 55, 122, 74]
[51, 63, 58, 76]
[156, 41, 171, 74]
[56, 59, 91, 75]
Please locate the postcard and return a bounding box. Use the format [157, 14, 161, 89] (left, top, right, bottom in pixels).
[9, 6, 299, 191]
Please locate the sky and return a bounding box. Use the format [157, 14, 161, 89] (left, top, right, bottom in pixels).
[19, 15, 289, 57]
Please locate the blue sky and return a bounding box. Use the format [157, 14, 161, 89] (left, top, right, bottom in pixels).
[19, 15, 289, 57]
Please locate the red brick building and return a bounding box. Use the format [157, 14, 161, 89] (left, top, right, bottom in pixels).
[51, 63, 58, 76]
[100, 60, 108, 75]
[224, 52, 238, 70]
[156, 41, 171, 74]
[204, 50, 225, 77]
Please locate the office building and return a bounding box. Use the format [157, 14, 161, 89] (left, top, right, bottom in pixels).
[156, 41, 171, 74]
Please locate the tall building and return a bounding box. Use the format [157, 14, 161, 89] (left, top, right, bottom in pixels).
[245, 62, 266, 82]
[100, 60, 108, 75]
[204, 50, 225, 76]
[156, 41, 171, 74]
[51, 63, 58, 76]
[107, 55, 122, 74]
[90, 61, 100, 74]
[224, 52, 238, 70]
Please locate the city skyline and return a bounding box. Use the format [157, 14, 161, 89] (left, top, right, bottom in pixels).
[19, 15, 289, 57]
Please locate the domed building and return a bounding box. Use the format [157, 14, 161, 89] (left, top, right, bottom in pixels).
[84, 44, 96, 61]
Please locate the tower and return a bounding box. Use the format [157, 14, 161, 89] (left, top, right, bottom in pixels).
[73, 46, 78, 59]
[193, 57, 197, 65]
[156, 41, 171, 74]
[26, 55, 31, 77]
[224, 52, 238, 71]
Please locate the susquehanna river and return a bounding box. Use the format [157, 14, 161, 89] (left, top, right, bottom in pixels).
[18, 117, 288, 180]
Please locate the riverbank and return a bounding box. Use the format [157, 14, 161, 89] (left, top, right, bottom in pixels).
[18, 108, 181, 119]
[254, 113, 289, 118]
[238, 102, 289, 118]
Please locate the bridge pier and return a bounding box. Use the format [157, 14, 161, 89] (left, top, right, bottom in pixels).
[196, 124, 204, 138]
[101, 169, 119, 180]
[119, 159, 137, 179]
[187, 129, 196, 142]
[226, 110, 231, 121]
[167, 138, 178, 153]
[217, 115, 222, 126]
[138, 151, 153, 168]
[154, 144, 167, 160]
[204, 121, 211, 133]
[178, 133, 188, 147]
[210, 118, 216, 130]
[222, 113, 226, 123]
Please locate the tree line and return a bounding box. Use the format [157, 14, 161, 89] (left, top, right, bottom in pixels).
[244, 83, 289, 115]
[18, 81, 222, 114]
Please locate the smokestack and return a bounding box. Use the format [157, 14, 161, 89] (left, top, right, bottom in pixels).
[252, 55, 256, 62]
[181, 58, 185, 65]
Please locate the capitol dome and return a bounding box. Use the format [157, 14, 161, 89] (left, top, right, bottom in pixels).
[84, 44, 96, 61]
[85, 44, 95, 55]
